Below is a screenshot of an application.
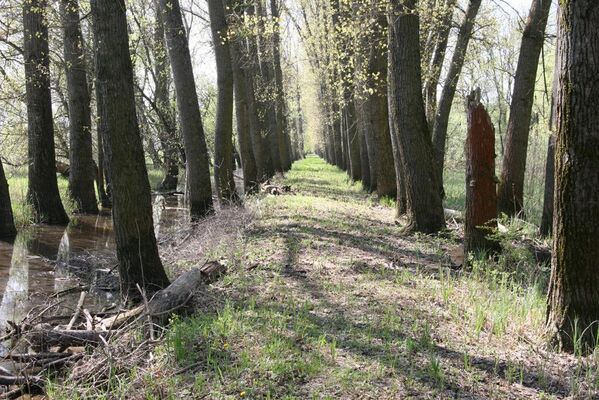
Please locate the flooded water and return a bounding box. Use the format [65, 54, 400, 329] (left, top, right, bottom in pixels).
[0, 194, 188, 332]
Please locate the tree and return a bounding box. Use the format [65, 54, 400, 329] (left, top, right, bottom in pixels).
[60, 0, 98, 214]
[497, 0, 552, 217]
[387, 0, 445, 234]
[546, 0, 599, 353]
[271, 0, 292, 172]
[230, 2, 258, 192]
[91, 0, 170, 298]
[431, 0, 482, 194]
[366, 6, 396, 198]
[0, 156, 16, 240]
[153, 1, 180, 192]
[159, 0, 214, 218]
[423, 0, 456, 129]
[208, 0, 239, 202]
[23, 0, 69, 225]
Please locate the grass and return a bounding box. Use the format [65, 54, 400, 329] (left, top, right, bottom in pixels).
[45, 156, 599, 398]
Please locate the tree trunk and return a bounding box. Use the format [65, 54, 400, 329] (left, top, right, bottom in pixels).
[388, 0, 445, 234]
[345, 105, 361, 182]
[464, 92, 498, 257]
[256, 0, 281, 174]
[23, 0, 70, 225]
[367, 10, 396, 198]
[91, 0, 170, 299]
[497, 0, 552, 217]
[60, 0, 98, 215]
[208, 0, 239, 202]
[230, 3, 258, 192]
[95, 122, 110, 208]
[153, 1, 179, 192]
[242, 3, 267, 180]
[271, 0, 292, 172]
[424, 0, 456, 129]
[540, 134, 555, 236]
[356, 99, 372, 191]
[431, 0, 482, 195]
[389, 111, 407, 216]
[546, 0, 599, 353]
[159, 0, 214, 218]
[0, 156, 17, 240]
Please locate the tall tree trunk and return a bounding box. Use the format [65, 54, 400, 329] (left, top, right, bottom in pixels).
[208, 0, 239, 202]
[159, 0, 214, 218]
[23, 0, 70, 225]
[0, 157, 16, 240]
[230, 2, 258, 192]
[61, 0, 98, 214]
[464, 92, 498, 257]
[242, 3, 267, 180]
[424, 0, 456, 129]
[256, 0, 281, 174]
[431, 0, 482, 195]
[546, 0, 599, 353]
[153, 1, 179, 192]
[91, 0, 170, 299]
[270, 0, 291, 171]
[388, 0, 445, 234]
[367, 9, 396, 198]
[497, 0, 552, 217]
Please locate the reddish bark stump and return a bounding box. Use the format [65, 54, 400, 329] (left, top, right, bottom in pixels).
[464, 92, 499, 258]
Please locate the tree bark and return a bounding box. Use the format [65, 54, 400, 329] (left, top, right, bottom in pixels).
[366, 10, 396, 198]
[208, 0, 239, 203]
[431, 0, 482, 195]
[159, 0, 214, 218]
[60, 0, 98, 215]
[153, 1, 179, 192]
[243, 3, 268, 180]
[388, 0, 445, 234]
[497, 0, 552, 217]
[230, 2, 258, 192]
[546, 0, 599, 353]
[424, 0, 456, 129]
[91, 0, 170, 299]
[464, 92, 498, 257]
[0, 156, 17, 240]
[271, 0, 292, 172]
[540, 134, 555, 236]
[23, 0, 70, 225]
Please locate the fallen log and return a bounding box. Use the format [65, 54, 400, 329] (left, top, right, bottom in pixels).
[147, 261, 226, 325]
[25, 329, 111, 349]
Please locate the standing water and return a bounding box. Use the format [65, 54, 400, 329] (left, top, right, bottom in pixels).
[0, 194, 188, 334]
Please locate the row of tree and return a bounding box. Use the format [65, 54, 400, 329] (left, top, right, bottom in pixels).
[299, 0, 598, 353]
[0, 0, 305, 298]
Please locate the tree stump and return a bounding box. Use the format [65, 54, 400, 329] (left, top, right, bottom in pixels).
[464, 91, 499, 259]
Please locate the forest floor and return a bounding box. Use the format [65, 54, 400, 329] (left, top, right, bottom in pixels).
[50, 156, 597, 399]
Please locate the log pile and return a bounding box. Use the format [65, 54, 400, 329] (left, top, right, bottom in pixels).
[0, 261, 226, 398]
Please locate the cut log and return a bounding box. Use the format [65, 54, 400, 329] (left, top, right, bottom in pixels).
[464, 91, 500, 260]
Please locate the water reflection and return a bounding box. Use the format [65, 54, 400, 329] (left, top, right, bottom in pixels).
[0, 195, 187, 331]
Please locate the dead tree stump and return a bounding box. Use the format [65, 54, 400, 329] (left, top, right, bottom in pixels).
[464, 91, 499, 259]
